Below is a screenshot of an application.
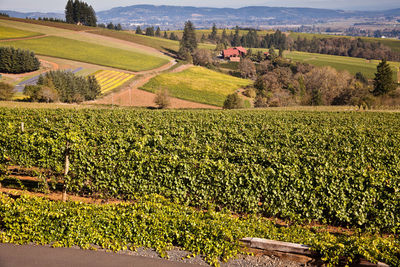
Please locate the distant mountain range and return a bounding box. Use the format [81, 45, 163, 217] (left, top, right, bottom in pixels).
[1, 5, 400, 29]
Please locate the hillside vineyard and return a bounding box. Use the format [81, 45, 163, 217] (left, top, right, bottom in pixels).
[1, 108, 399, 233]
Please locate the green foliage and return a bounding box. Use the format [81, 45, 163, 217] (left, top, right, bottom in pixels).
[0, 82, 14, 101]
[0, 109, 400, 235]
[0, 193, 399, 266]
[23, 85, 59, 103]
[179, 21, 197, 59]
[223, 93, 244, 109]
[0, 46, 40, 74]
[0, 25, 43, 40]
[0, 36, 169, 72]
[141, 66, 251, 106]
[284, 50, 400, 79]
[65, 0, 97, 26]
[373, 59, 397, 96]
[35, 70, 100, 103]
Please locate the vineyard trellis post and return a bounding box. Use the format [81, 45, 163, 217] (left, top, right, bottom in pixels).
[62, 141, 70, 202]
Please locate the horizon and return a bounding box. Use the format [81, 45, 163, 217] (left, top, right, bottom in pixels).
[0, 1, 399, 13]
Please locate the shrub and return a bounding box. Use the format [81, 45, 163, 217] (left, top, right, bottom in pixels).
[192, 49, 214, 67]
[24, 85, 59, 103]
[0, 47, 40, 74]
[223, 93, 244, 109]
[37, 71, 100, 103]
[0, 82, 14, 100]
[243, 87, 256, 98]
[238, 58, 256, 79]
[154, 88, 170, 109]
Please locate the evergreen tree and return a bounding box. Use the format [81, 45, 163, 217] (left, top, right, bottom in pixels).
[232, 26, 241, 47]
[209, 23, 218, 41]
[373, 59, 397, 96]
[179, 21, 197, 59]
[155, 27, 161, 37]
[107, 22, 114, 30]
[169, 32, 179, 41]
[65, 0, 74, 23]
[163, 31, 168, 38]
[0, 47, 40, 74]
[115, 24, 122, 31]
[146, 26, 155, 36]
[65, 0, 96, 26]
[221, 29, 227, 42]
[136, 26, 142, 34]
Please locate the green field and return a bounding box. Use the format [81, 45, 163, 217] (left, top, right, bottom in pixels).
[284, 50, 400, 79]
[0, 25, 43, 40]
[141, 66, 251, 106]
[90, 29, 216, 53]
[288, 32, 400, 53]
[0, 36, 170, 72]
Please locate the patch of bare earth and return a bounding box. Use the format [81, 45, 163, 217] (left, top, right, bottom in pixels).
[91, 64, 220, 109]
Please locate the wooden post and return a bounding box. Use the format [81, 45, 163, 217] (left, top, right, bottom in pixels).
[62, 141, 70, 202]
[21, 122, 24, 132]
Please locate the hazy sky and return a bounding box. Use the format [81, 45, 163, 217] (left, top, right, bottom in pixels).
[0, 0, 399, 13]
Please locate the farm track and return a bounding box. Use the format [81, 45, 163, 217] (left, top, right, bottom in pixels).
[90, 61, 219, 109]
[91, 64, 219, 109]
[80, 31, 166, 57]
[0, 34, 47, 42]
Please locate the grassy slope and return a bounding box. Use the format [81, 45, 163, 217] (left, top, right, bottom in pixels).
[90, 28, 215, 53]
[141, 66, 252, 106]
[0, 16, 93, 31]
[0, 25, 43, 40]
[284, 50, 400, 78]
[288, 32, 400, 53]
[0, 36, 169, 72]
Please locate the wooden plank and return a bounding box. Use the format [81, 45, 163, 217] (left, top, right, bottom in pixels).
[241, 237, 313, 256]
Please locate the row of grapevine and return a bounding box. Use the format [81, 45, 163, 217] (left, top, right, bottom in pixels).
[0, 108, 399, 233]
[93, 70, 134, 93]
[0, 193, 399, 266]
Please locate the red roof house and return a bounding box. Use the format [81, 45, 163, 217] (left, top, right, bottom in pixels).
[222, 47, 247, 61]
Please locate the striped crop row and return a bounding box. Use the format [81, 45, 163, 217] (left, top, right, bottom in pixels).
[93, 70, 134, 93]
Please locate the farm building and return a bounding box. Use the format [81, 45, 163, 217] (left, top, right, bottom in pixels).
[222, 47, 247, 61]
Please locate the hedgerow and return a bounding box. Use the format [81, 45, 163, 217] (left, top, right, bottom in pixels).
[0, 108, 399, 234]
[0, 193, 399, 266]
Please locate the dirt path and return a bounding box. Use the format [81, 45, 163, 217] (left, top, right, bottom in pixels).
[79, 31, 166, 57]
[0, 34, 47, 42]
[91, 64, 219, 109]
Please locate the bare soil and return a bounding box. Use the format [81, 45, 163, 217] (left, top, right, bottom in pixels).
[91, 63, 220, 109]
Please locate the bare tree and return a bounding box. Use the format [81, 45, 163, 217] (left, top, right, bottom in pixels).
[192, 49, 214, 67]
[154, 88, 171, 109]
[239, 58, 256, 79]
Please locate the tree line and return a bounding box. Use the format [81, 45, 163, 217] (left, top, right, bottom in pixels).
[65, 0, 97, 26]
[200, 25, 400, 61]
[135, 26, 180, 41]
[0, 47, 40, 74]
[293, 36, 400, 61]
[24, 70, 100, 103]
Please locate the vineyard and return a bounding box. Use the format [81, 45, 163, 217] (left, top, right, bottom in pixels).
[0, 107, 400, 265]
[0, 108, 399, 232]
[93, 70, 135, 94]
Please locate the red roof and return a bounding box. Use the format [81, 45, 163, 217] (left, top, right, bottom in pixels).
[235, 46, 247, 54]
[223, 48, 240, 57]
[222, 47, 247, 58]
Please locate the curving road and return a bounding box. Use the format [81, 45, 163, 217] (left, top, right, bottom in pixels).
[0, 243, 201, 267]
